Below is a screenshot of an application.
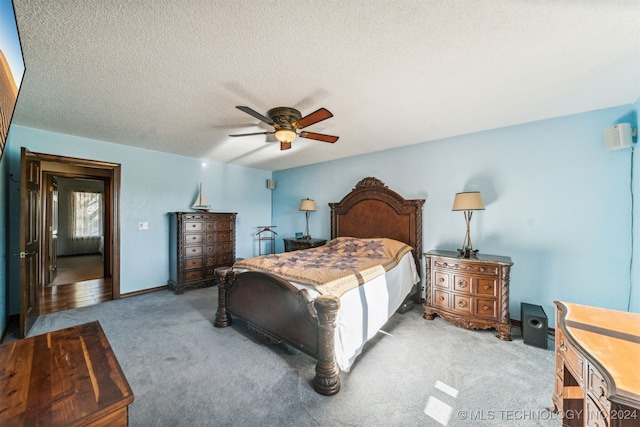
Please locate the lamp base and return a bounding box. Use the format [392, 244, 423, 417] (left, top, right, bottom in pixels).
[301, 235, 312, 240]
[458, 246, 479, 259]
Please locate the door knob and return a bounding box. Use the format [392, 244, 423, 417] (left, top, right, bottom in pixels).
[12, 251, 36, 258]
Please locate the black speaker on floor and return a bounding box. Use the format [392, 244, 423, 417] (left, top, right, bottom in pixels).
[521, 302, 548, 349]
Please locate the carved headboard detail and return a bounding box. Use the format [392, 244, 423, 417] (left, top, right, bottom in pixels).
[329, 177, 425, 275]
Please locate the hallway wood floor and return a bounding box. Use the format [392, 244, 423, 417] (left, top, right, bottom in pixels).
[40, 278, 112, 315]
[2, 276, 113, 342]
[40, 254, 112, 314]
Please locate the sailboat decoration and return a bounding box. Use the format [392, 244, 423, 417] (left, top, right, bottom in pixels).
[191, 183, 211, 212]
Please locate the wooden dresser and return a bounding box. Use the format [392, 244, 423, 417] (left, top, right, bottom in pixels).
[283, 237, 327, 252]
[0, 321, 134, 427]
[553, 301, 639, 427]
[169, 212, 236, 294]
[423, 250, 513, 340]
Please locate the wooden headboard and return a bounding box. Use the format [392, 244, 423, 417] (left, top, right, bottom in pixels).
[329, 177, 425, 275]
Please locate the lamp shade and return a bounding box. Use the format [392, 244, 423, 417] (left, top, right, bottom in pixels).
[299, 198, 316, 212]
[452, 192, 485, 211]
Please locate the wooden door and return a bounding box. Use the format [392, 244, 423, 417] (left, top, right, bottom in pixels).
[45, 175, 59, 285]
[19, 148, 42, 337]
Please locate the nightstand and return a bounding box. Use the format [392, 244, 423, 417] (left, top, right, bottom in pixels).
[423, 250, 513, 340]
[283, 238, 327, 252]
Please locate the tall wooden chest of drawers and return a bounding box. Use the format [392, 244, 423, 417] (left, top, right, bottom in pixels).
[168, 212, 236, 294]
[423, 250, 513, 340]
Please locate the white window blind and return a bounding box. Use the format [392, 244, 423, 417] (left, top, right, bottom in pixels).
[71, 191, 103, 238]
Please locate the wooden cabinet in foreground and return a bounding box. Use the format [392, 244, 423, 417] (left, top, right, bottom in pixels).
[0, 321, 134, 426]
[553, 301, 639, 427]
[423, 250, 513, 340]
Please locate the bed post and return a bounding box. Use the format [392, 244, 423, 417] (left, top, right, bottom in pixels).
[312, 295, 341, 396]
[214, 267, 234, 328]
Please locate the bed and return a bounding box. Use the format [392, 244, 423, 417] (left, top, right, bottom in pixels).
[214, 177, 424, 395]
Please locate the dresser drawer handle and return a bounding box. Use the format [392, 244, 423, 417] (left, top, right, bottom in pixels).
[599, 386, 605, 397]
[457, 300, 468, 308]
[192, 249, 197, 252]
[192, 236, 197, 240]
[439, 296, 445, 301]
[483, 285, 490, 290]
[457, 280, 467, 288]
[483, 305, 490, 311]
[192, 224, 197, 228]
[560, 340, 567, 352]
[439, 277, 445, 282]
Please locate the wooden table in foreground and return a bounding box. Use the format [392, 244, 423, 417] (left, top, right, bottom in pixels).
[553, 301, 640, 427]
[0, 321, 134, 427]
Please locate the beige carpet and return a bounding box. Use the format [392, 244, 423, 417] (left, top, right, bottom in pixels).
[50, 254, 103, 286]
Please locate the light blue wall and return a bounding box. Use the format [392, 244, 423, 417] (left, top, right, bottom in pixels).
[4, 125, 272, 315]
[2, 103, 637, 333]
[273, 104, 639, 325]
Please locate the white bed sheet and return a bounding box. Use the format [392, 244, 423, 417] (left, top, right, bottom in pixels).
[289, 251, 419, 371]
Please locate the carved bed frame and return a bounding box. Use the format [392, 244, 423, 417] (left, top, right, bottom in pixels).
[214, 177, 424, 395]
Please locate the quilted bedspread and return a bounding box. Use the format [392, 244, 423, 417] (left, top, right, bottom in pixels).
[233, 237, 413, 297]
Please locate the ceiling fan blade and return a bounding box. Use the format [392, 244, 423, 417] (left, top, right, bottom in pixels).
[229, 131, 273, 137]
[295, 108, 333, 129]
[236, 106, 274, 125]
[299, 131, 339, 143]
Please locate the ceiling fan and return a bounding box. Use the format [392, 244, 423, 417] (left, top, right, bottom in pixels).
[229, 106, 339, 150]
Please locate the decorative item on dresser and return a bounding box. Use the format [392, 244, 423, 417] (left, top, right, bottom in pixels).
[168, 212, 236, 294]
[191, 183, 211, 211]
[423, 250, 513, 340]
[283, 237, 327, 252]
[552, 301, 640, 427]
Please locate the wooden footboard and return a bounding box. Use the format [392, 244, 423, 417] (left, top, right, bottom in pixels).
[214, 269, 341, 395]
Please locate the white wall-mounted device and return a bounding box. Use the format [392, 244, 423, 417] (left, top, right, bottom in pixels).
[604, 123, 635, 151]
[266, 179, 275, 190]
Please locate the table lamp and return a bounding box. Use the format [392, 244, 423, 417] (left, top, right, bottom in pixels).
[452, 191, 485, 258]
[299, 198, 316, 239]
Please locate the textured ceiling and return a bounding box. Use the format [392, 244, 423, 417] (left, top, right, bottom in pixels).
[10, 0, 640, 171]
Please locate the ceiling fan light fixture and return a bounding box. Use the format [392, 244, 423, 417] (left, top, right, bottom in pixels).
[231, 105, 338, 150]
[275, 129, 296, 143]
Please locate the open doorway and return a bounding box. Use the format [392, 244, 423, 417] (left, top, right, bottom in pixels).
[40, 176, 110, 314]
[19, 149, 120, 337]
